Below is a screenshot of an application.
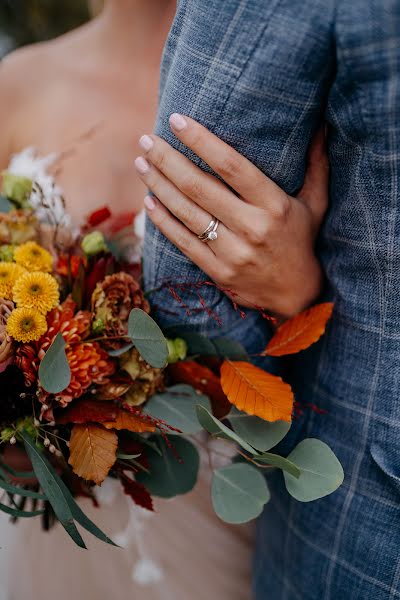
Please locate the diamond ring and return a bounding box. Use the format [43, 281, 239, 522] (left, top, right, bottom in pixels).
[198, 218, 220, 242]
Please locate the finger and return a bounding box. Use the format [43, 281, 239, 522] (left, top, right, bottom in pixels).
[168, 113, 285, 212]
[138, 133, 250, 232]
[134, 156, 234, 252]
[297, 125, 329, 228]
[143, 195, 220, 279]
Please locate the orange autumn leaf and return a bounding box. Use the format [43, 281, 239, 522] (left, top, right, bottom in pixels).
[68, 423, 117, 485]
[264, 302, 334, 357]
[220, 361, 293, 423]
[102, 409, 155, 433]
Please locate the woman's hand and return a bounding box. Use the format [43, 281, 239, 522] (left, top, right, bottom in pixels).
[135, 115, 329, 318]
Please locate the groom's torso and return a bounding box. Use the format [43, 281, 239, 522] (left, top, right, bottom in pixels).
[144, 0, 400, 530]
[144, 1, 400, 597]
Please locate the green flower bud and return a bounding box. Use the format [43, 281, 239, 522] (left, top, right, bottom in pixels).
[18, 417, 36, 438]
[167, 337, 188, 364]
[92, 318, 105, 334]
[81, 231, 108, 256]
[1, 172, 32, 206]
[0, 244, 15, 262]
[0, 427, 15, 443]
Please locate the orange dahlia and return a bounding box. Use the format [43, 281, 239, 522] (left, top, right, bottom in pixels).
[16, 296, 116, 405]
[55, 342, 116, 406]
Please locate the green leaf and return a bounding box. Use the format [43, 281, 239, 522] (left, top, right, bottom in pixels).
[211, 463, 270, 524]
[53, 474, 117, 546]
[163, 328, 217, 357]
[128, 309, 168, 368]
[0, 478, 47, 500]
[136, 435, 199, 498]
[254, 452, 301, 478]
[124, 432, 162, 456]
[196, 405, 256, 454]
[39, 333, 71, 394]
[0, 459, 35, 480]
[0, 195, 13, 213]
[0, 501, 44, 518]
[213, 338, 249, 360]
[229, 407, 291, 451]
[162, 330, 248, 360]
[21, 431, 86, 548]
[108, 343, 134, 357]
[283, 438, 344, 502]
[116, 453, 141, 460]
[145, 384, 211, 434]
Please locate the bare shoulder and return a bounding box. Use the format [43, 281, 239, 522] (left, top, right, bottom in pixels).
[0, 25, 93, 167]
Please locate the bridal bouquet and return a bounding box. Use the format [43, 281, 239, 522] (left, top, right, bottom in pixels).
[0, 167, 344, 548]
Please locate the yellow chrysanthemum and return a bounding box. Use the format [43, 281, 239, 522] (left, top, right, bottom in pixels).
[6, 307, 47, 342]
[13, 271, 60, 314]
[14, 241, 53, 273]
[0, 262, 27, 300]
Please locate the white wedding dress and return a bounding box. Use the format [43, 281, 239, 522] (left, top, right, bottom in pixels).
[0, 149, 254, 600]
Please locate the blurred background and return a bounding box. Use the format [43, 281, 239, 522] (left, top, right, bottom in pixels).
[0, 0, 101, 57]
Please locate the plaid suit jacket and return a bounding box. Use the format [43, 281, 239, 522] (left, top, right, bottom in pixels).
[144, 1, 400, 597]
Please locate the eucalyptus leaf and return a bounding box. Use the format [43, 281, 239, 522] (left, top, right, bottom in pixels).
[162, 328, 217, 357]
[136, 435, 199, 498]
[145, 384, 211, 434]
[116, 453, 141, 460]
[254, 452, 301, 478]
[0, 460, 35, 480]
[0, 501, 44, 518]
[53, 473, 117, 546]
[128, 309, 168, 368]
[108, 343, 134, 357]
[124, 432, 162, 456]
[284, 438, 344, 502]
[21, 432, 86, 548]
[196, 405, 256, 454]
[229, 408, 291, 451]
[213, 338, 249, 360]
[212, 463, 270, 524]
[0, 479, 47, 500]
[39, 333, 71, 394]
[0, 195, 13, 213]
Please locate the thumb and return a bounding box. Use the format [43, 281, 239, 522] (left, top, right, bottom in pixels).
[297, 125, 329, 231]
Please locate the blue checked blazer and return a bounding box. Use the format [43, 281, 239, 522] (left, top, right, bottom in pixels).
[144, 1, 400, 598]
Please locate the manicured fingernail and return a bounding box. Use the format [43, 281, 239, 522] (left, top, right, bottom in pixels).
[139, 134, 154, 152]
[169, 113, 188, 132]
[135, 156, 150, 175]
[144, 195, 156, 211]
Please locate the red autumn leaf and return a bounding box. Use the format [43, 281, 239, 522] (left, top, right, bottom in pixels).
[169, 360, 231, 419]
[264, 302, 334, 357]
[120, 474, 154, 511]
[220, 360, 294, 423]
[84, 254, 117, 303]
[86, 206, 112, 227]
[107, 211, 136, 234]
[56, 255, 86, 279]
[55, 399, 117, 425]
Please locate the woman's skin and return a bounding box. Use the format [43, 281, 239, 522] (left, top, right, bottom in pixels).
[135, 116, 329, 317]
[0, 0, 176, 222]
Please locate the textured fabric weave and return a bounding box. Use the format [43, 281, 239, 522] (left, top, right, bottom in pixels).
[143, 1, 400, 598]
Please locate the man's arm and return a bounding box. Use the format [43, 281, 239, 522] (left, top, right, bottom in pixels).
[144, 0, 335, 347]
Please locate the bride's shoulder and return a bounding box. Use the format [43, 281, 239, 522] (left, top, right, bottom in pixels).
[0, 21, 97, 95]
[0, 42, 52, 106]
